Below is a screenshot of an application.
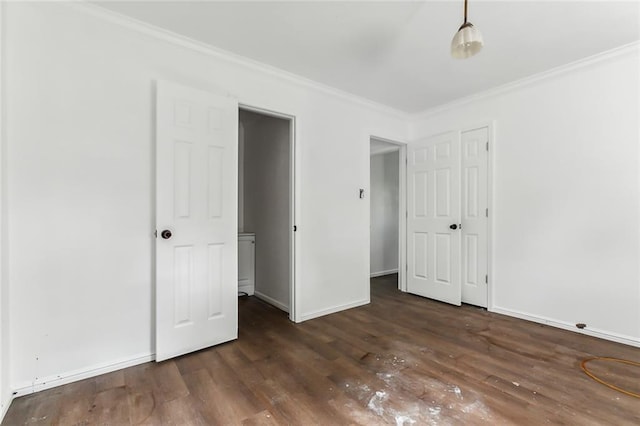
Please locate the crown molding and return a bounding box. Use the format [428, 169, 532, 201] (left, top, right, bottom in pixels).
[411, 40, 640, 121]
[28, 3, 640, 123]
[66, 2, 408, 119]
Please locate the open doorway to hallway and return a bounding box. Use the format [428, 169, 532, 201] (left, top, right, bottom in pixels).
[369, 137, 405, 294]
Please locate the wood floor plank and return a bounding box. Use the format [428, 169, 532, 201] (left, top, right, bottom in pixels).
[182, 368, 264, 425]
[240, 409, 281, 426]
[84, 386, 131, 425]
[4, 274, 639, 425]
[94, 370, 125, 393]
[154, 395, 208, 426]
[150, 361, 190, 404]
[127, 392, 156, 425]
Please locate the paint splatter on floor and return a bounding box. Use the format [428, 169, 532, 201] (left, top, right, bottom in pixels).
[353, 351, 494, 425]
[395, 414, 417, 425]
[428, 406, 441, 416]
[452, 385, 463, 399]
[367, 390, 388, 415]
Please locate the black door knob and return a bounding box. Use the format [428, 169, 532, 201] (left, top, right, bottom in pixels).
[449, 224, 458, 230]
[161, 230, 172, 239]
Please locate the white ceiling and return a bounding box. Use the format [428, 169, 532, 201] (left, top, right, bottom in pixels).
[95, 1, 640, 113]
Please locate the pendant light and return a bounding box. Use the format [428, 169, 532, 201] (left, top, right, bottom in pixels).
[451, 0, 483, 59]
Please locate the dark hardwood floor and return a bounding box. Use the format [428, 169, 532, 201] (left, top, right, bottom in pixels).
[4, 274, 639, 425]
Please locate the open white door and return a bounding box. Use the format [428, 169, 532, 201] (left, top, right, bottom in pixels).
[407, 132, 461, 305]
[156, 81, 238, 362]
[461, 127, 489, 307]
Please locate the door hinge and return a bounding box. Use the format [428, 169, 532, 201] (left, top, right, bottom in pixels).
[485, 208, 488, 217]
[154, 230, 157, 238]
[406, 210, 408, 218]
[293, 225, 297, 232]
[486, 141, 489, 151]
[485, 275, 488, 284]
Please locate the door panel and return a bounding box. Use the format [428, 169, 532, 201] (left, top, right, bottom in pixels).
[174, 141, 193, 218]
[156, 80, 238, 362]
[173, 246, 193, 326]
[208, 147, 224, 218]
[413, 232, 428, 279]
[434, 233, 451, 283]
[461, 127, 489, 307]
[207, 243, 224, 318]
[413, 172, 428, 217]
[435, 168, 451, 216]
[407, 132, 461, 305]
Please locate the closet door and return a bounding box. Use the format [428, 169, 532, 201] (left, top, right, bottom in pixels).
[461, 127, 489, 307]
[407, 132, 461, 305]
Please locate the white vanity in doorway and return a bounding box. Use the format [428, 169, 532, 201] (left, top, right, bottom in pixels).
[238, 232, 255, 295]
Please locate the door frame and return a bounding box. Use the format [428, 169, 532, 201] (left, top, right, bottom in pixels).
[368, 136, 407, 293]
[238, 103, 299, 322]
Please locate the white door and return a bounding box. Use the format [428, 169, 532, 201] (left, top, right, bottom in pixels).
[407, 132, 461, 305]
[156, 80, 238, 362]
[461, 127, 489, 307]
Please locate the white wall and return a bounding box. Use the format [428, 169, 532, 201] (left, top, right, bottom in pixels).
[0, 2, 11, 418]
[4, 2, 407, 393]
[410, 45, 640, 345]
[370, 150, 399, 276]
[241, 110, 290, 310]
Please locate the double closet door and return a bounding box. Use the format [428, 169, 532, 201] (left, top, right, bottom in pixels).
[407, 127, 489, 307]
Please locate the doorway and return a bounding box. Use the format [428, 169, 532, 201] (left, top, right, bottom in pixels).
[369, 137, 406, 295]
[155, 81, 298, 362]
[238, 106, 296, 320]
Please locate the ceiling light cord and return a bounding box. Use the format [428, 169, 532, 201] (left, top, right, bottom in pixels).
[451, 0, 483, 59]
[464, 0, 468, 25]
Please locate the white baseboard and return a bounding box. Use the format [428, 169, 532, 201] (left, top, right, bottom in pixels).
[299, 298, 370, 322]
[254, 291, 289, 313]
[370, 269, 398, 278]
[12, 353, 154, 398]
[490, 306, 640, 348]
[1, 392, 14, 424]
[238, 283, 255, 296]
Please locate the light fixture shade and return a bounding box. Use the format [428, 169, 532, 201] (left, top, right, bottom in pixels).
[451, 23, 483, 59]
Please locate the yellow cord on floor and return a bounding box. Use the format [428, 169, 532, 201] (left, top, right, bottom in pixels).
[580, 357, 640, 399]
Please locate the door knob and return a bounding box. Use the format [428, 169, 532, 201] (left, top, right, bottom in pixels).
[449, 224, 458, 230]
[161, 230, 172, 239]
